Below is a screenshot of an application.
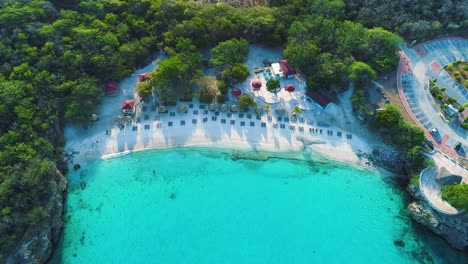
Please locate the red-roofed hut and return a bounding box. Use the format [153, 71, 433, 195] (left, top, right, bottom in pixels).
[122, 99, 135, 115]
[279, 60, 296, 79]
[138, 72, 150, 82]
[284, 84, 295, 92]
[251, 80, 262, 90]
[232, 88, 242, 97]
[105, 82, 119, 94]
[305, 91, 331, 110]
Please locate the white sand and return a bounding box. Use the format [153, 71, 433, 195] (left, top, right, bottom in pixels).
[64, 47, 390, 174]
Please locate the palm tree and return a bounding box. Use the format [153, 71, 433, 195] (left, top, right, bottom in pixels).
[291, 106, 302, 116]
[264, 104, 270, 112]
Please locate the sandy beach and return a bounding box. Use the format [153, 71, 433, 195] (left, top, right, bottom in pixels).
[64, 46, 390, 173]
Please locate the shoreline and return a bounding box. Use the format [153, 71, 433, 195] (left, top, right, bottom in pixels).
[73, 128, 395, 177]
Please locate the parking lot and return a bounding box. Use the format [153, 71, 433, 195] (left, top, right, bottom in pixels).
[398, 38, 468, 158]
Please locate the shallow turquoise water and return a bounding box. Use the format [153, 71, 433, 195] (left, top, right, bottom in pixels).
[50, 148, 467, 263]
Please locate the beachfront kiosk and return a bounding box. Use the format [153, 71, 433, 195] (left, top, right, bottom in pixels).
[122, 99, 136, 115]
[305, 91, 332, 110]
[271, 59, 296, 79]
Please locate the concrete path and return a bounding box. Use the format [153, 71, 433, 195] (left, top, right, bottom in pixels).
[419, 151, 468, 215]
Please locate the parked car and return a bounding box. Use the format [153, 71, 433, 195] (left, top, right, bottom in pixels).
[430, 128, 441, 142]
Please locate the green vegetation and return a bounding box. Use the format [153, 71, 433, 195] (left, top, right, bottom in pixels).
[442, 183, 468, 211]
[351, 89, 372, 117]
[344, 0, 467, 40]
[239, 94, 256, 111]
[210, 38, 249, 68]
[461, 117, 468, 130]
[410, 174, 420, 186]
[198, 76, 219, 103]
[0, 0, 463, 259]
[281, 5, 402, 91]
[373, 105, 426, 172]
[444, 62, 467, 89]
[266, 79, 280, 92]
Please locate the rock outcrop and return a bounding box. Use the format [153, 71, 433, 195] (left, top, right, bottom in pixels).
[407, 183, 468, 251]
[6, 168, 67, 264]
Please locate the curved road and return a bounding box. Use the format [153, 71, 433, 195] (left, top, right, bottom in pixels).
[398, 38, 468, 159]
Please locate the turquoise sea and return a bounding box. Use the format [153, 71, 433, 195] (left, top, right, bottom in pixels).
[50, 148, 467, 263]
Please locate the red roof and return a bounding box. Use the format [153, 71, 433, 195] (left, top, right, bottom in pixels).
[284, 84, 295, 92]
[232, 88, 242, 96]
[305, 91, 331, 108]
[105, 82, 118, 94]
[251, 81, 262, 89]
[138, 72, 150, 82]
[279, 60, 296, 77]
[122, 99, 135, 110]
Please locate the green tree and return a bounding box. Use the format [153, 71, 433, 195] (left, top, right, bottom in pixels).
[210, 38, 249, 68]
[221, 63, 250, 84]
[135, 81, 153, 99]
[442, 183, 468, 211]
[266, 79, 280, 92]
[239, 94, 256, 111]
[375, 104, 401, 128]
[348, 61, 377, 84]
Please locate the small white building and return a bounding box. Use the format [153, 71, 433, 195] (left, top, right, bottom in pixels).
[271, 63, 282, 77]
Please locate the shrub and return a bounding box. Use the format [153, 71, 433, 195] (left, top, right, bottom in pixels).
[217, 80, 228, 95]
[217, 94, 226, 103]
[447, 63, 453, 69]
[266, 79, 280, 92]
[442, 183, 468, 211]
[447, 97, 457, 104]
[454, 71, 460, 77]
[238, 94, 256, 111]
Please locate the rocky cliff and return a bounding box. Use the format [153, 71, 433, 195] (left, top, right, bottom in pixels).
[407, 183, 468, 251]
[6, 168, 67, 264]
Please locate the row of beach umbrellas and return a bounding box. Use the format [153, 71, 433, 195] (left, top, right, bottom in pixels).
[167, 104, 290, 115]
[231, 83, 296, 95]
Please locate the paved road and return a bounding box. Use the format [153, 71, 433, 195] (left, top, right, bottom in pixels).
[398, 38, 468, 158]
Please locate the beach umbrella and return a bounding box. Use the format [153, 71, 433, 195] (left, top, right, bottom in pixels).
[232, 88, 242, 97]
[138, 72, 150, 82]
[158, 105, 167, 113]
[251, 80, 262, 90]
[276, 108, 286, 116]
[255, 106, 264, 115]
[230, 104, 239, 112]
[220, 104, 228, 112]
[285, 84, 295, 93]
[209, 103, 217, 111]
[177, 105, 188, 113]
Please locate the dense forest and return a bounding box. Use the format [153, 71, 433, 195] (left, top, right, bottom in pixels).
[0, 0, 466, 260]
